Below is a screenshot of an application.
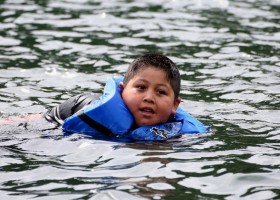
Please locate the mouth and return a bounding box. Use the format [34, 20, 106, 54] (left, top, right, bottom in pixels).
[139, 107, 155, 116]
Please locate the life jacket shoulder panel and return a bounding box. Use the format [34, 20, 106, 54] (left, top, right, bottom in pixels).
[62, 77, 134, 136]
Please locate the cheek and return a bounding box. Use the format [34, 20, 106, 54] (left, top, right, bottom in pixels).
[122, 93, 138, 111]
[164, 101, 177, 115]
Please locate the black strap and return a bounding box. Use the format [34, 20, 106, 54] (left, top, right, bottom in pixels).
[77, 112, 112, 136]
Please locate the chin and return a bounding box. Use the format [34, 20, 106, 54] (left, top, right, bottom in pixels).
[139, 121, 162, 127]
[137, 121, 153, 127]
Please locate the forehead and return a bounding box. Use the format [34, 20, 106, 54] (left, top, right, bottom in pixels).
[135, 66, 168, 77]
[128, 67, 175, 91]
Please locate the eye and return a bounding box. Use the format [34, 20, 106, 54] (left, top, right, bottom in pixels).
[136, 85, 146, 90]
[157, 90, 167, 95]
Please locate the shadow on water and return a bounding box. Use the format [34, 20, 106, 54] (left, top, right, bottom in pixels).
[0, 0, 280, 199]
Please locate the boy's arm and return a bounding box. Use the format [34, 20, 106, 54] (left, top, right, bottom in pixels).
[0, 113, 42, 125]
[44, 93, 101, 125]
[0, 93, 101, 128]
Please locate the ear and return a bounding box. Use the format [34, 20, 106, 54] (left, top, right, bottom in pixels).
[171, 97, 181, 115]
[119, 82, 124, 90]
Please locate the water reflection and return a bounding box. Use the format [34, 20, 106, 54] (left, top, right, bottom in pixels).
[0, 0, 280, 199]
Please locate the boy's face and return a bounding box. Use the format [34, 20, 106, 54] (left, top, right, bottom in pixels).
[120, 67, 181, 127]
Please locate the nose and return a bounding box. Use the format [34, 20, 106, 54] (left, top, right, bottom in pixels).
[143, 89, 155, 103]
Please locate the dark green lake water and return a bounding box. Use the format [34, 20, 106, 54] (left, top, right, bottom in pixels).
[0, 0, 279, 199]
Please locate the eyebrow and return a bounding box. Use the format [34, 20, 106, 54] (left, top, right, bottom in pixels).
[135, 79, 169, 88]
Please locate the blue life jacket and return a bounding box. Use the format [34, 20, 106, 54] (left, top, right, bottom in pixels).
[62, 77, 209, 141]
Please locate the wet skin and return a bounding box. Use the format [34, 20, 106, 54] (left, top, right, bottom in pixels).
[120, 67, 181, 127]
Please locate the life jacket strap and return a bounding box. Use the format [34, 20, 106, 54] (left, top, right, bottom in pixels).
[77, 112, 113, 136]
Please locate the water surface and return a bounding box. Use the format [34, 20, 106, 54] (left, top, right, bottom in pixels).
[0, 0, 279, 199]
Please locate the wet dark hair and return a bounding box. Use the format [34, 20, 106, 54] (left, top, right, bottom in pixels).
[123, 53, 181, 99]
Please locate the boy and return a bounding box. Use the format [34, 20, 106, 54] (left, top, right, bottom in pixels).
[45, 53, 181, 128]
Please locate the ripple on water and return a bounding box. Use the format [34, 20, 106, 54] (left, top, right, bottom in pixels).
[178, 172, 280, 199]
[0, 0, 280, 199]
[0, 36, 21, 46]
